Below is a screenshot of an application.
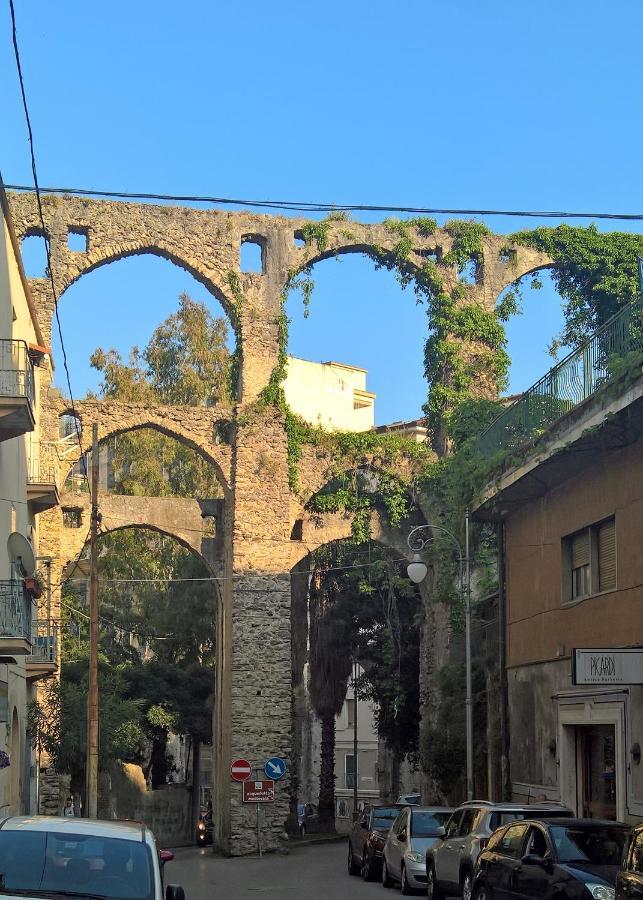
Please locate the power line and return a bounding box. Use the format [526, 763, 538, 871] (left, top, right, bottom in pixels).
[7, 1, 89, 495]
[5, 182, 643, 223]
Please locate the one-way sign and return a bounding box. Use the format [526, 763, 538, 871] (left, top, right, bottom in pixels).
[243, 780, 275, 803]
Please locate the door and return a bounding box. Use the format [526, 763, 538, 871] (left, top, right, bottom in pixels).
[511, 825, 552, 899]
[388, 811, 408, 879]
[577, 724, 617, 819]
[435, 810, 463, 886]
[491, 823, 529, 900]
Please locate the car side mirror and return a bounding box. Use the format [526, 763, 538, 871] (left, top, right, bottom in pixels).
[166, 885, 185, 900]
[159, 850, 174, 865]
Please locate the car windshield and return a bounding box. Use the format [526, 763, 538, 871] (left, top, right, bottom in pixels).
[550, 825, 629, 866]
[411, 811, 451, 837]
[0, 831, 154, 900]
[372, 809, 402, 830]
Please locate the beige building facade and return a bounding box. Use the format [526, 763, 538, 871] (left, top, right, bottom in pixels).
[284, 356, 375, 432]
[0, 183, 58, 817]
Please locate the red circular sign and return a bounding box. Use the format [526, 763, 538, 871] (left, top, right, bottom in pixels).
[230, 758, 252, 782]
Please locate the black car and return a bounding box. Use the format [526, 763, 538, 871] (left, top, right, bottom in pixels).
[473, 817, 629, 900]
[616, 821, 643, 898]
[347, 804, 405, 881]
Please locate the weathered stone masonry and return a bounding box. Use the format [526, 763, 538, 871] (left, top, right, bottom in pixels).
[8, 192, 551, 854]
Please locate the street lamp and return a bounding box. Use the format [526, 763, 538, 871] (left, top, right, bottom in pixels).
[406, 512, 474, 801]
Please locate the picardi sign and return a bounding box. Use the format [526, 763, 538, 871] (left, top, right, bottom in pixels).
[573, 648, 643, 685]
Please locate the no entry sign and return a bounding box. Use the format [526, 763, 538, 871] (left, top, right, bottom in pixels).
[243, 780, 275, 803]
[230, 758, 252, 782]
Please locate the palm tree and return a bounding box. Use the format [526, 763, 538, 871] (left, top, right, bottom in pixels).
[308, 562, 352, 833]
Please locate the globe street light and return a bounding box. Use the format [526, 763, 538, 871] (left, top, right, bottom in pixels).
[406, 512, 474, 801]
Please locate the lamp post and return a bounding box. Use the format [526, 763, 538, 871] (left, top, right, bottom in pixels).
[406, 511, 473, 801]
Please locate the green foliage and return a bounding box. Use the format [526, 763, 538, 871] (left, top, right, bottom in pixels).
[443, 220, 490, 271]
[511, 224, 643, 348]
[301, 221, 331, 253]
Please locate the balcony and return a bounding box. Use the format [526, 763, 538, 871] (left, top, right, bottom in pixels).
[26, 619, 58, 681]
[0, 340, 35, 441]
[0, 580, 33, 657]
[476, 295, 643, 459]
[27, 453, 59, 513]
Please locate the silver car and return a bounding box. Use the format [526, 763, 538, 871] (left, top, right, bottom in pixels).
[382, 805, 452, 894]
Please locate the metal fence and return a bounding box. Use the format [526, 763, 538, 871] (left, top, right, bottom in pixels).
[476, 297, 643, 459]
[27, 619, 58, 664]
[0, 339, 34, 404]
[0, 580, 32, 641]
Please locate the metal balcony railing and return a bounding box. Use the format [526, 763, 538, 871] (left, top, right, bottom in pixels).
[27, 619, 58, 665]
[0, 340, 35, 405]
[0, 580, 32, 641]
[27, 459, 57, 485]
[476, 296, 643, 459]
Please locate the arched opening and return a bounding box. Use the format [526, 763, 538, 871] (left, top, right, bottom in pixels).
[58, 524, 218, 817]
[284, 250, 428, 429]
[290, 535, 421, 833]
[497, 266, 568, 395]
[51, 253, 236, 404]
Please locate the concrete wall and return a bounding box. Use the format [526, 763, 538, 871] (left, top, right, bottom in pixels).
[505, 438, 643, 668]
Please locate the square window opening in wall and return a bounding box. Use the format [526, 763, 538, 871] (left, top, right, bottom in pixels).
[293, 231, 306, 249]
[562, 516, 616, 603]
[63, 507, 83, 529]
[21, 231, 49, 278]
[290, 519, 303, 541]
[240, 235, 266, 274]
[458, 258, 479, 285]
[68, 227, 88, 253]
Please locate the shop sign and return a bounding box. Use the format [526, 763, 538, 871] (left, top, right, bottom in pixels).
[573, 648, 643, 685]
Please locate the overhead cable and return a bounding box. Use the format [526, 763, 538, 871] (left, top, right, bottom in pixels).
[5, 182, 643, 222]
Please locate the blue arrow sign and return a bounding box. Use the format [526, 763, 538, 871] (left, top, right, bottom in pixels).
[264, 757, 286, 780]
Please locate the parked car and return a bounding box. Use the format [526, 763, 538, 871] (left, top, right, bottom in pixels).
[0, 815, 185, 900]
[473, 817, 629, 900]
[347, 803, 405, 880]
[616, 820, 643, 898]
[426, 800, 573, 900]
[382, 805, 453, 894]
[397, 793, 422, 806]
[297, 801, 320, 836]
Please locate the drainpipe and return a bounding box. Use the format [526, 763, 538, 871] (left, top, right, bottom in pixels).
[496, 521, 511, 800]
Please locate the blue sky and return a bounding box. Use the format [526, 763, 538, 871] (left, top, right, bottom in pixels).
[2, 1, 643, 424]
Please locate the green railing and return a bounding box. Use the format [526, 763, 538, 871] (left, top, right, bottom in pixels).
[476, 296, 643, 459]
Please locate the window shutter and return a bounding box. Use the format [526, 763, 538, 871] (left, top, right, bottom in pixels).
[599, 519, 616, 591]
[571, 529, 590, 569]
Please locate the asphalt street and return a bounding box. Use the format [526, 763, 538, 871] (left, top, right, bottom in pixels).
[166, 840, 406, 899]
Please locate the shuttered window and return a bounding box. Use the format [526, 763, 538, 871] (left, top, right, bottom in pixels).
[599, 519, 616, 592]
[571, 529, 590, 569]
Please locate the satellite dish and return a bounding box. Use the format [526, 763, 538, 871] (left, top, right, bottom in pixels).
[7, 532, 36, 578]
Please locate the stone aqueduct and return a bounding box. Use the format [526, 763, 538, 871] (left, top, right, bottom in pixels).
[8, 192, 550, 854]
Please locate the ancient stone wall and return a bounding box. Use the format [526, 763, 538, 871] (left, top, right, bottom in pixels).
[8, 190, 551, 854]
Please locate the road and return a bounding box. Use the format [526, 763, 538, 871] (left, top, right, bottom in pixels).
[166, 840, 402, 899]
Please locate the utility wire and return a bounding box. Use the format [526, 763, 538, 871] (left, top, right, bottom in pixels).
[7, 1, 89, 495]
[6, 182, 643, 223]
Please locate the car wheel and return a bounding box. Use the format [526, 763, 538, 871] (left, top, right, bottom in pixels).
[361, 851, 373, 881]
[461, 869, 473, 900]
[382, 857, 393, 888]
[401, 864, 413, 896]
[426, 863, 442, 900]
[347, 844, 359, 876]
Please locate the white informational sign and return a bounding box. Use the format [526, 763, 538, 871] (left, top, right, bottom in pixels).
[573, 648, 643, 685]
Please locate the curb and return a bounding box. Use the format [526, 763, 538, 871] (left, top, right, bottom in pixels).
[286, 833, 348, 849]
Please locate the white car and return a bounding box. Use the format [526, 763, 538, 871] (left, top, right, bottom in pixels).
[0, 815, 185, 900]
[382, 806, 452, 894]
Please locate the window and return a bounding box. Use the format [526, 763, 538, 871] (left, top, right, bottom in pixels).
[445, 812, 463, 839]
[345, 754, 356, 789]
[336, 798, 349, 818]
[240, 236, 266, 274]
[498, 823, 529, 859]
[63, 508, 83, 528]
[67, 227, 88, 253]
[524, 826, 549, 858]
[457, 808, 478, 837]
[563, 517, 616, 602]
[346, 699, 356, 728]
[630, 830, 643, 873]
